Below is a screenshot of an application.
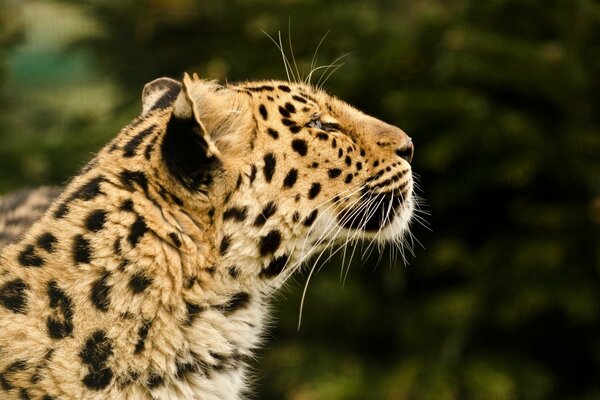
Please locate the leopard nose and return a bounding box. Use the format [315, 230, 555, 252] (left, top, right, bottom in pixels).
[395, 139, 414, 164]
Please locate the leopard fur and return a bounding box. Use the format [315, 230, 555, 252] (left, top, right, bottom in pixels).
[0, 73, 415, 399]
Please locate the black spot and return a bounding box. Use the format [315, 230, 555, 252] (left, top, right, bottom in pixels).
[285, 102, 296, 113]
[91, 271, 111, 312]
[292, 95, 307, 103]
[360, 149, 366, 156]
[317, 133, 328, 140]
[54, 177, 107, 218]
[235, 174, 243, 190]
[20, 388, 31, 400]
[260, 254, 289, 278]
[223, 206, 248, 222]
[118, 260, 129, 271]
[356, 162, 363, 171]
[328, 168, 342, 178]
[0, 360, 28, 391]
[129, 272, 153, 294]
[289, 125, 301, 134]
[169, 232, 182, 247]
[76, 176, 106, 201]
[113, 238, 122, 255]
[134, 320, 152, 354]
[73, 235, 92, 264]
[338, 148, 343, 158]
[263, 153, 276, 183]
[292, 212, 300, 223]
[278, 105, 290, 118]
[332, 138, 337, 148]
[254, 202, 277, 227]
[259, 230, 281, 256]
[37, 233, 57, 253]
[157, 185, 170, 201]
[0, 279, 28, 314]
[147, 372, 164, 389]
[186, 301, 204, 324]
[53, 203, 69, 219]
[281, 118, 295, 126]
[219, 235, 231, 255]
[120, 199, 134, 212]
[171, 194, 184, 206]
[6, 360, 27, 373]
[291, 139, 308, 156]
[311, 162, 319, 168]
[31, 348, 54, 384]
[47, 280, 74, 339]
[0, 373, 10, 391]
[85, 209, 108, 232]
[175, 360, 197, 380]
[249, 165, 257, 184]
[161, 116, 219, 192]
[144, 142, 154, 160]
[277, 84, 291, 92]
[123, 125, 155, 157]
[116, 369, 140, 387]
[80, 330, 114, 390]
[228, 266, 239, 278]
[18, 245, 44, 267]
[213, 292, 251, 314]
[258, 104, 268, 120]
[308, 183, 321, 199]
[283, 169, 298, 188]
[42, 396, 57, 400]
[266, 128, 279, 139]
[303, 210, 319, 227]
[344, 174, 354, 184]
[246, 85, 274, 92]
[373, 160, 380, 167]
[120, 170, 149, 195]
[345, 156, 352, 166]
[128, 216, 148, 247]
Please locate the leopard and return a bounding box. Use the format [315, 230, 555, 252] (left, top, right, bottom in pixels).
[0, 73, 415, 400]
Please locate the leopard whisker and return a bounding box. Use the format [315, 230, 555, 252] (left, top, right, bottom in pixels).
[287, 19, 302, 84]
[307, 30, 330, 85]
[261, 30, 294, 83]
[315, 52, 352, 88]
[296, 195, 367, 328]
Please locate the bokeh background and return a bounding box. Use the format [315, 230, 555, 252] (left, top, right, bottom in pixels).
[1, 0, 599, 398]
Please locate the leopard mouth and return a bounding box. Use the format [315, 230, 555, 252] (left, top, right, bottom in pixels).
[336, 187, 411, 232]
[334, 164, 413, 237]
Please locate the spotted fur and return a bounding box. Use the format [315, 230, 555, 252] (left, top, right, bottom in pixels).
[0, 73, 415, 399]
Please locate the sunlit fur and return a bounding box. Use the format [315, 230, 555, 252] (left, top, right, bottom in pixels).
[0, 74, 414, 399]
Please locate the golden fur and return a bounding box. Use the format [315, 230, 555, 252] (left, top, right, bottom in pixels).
[0, 74, 414, 399]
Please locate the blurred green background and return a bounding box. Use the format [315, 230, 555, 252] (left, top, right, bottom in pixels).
[1, 0, 599, 398]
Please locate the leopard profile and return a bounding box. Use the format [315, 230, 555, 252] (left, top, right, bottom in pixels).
[0, 73, 415, 399]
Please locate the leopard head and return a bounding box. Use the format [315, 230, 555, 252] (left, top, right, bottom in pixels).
[141, 74, 415, 283]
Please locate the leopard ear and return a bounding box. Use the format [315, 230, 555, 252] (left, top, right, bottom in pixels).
[141, 77, 182, 114]
[159, 74, 222, 192]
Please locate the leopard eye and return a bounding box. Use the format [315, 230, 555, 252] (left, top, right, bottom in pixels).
[307, 118, 339, 132]
[307, 119, 323, 130]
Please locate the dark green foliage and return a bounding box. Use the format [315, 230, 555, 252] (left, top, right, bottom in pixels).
[1, 0, 599, 398]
